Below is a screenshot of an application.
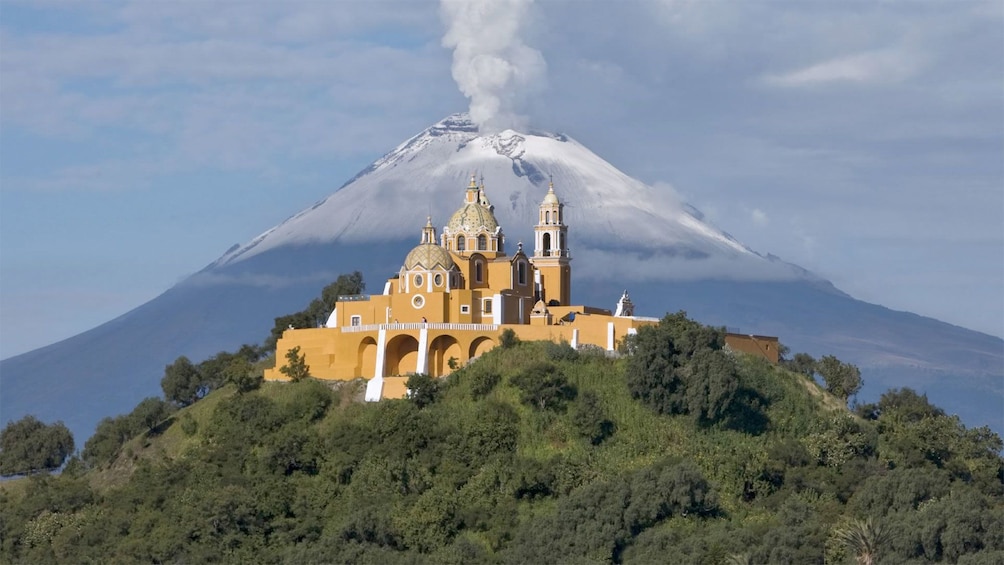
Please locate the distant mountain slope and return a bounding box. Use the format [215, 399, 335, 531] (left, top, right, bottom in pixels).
[2, 114, 1001, 442]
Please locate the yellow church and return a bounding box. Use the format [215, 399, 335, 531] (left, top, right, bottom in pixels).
[264, 175, 668, 399]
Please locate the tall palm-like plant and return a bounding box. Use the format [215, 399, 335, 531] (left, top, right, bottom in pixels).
[832, 517, 889, 565]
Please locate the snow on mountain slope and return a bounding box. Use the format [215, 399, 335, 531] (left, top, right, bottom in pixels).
[215, 114, 808, 282]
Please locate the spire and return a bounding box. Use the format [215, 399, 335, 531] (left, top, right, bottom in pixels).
[420, 216, 436, 244]
[465, 173, 480, 204]
[542, 177, 560, 205]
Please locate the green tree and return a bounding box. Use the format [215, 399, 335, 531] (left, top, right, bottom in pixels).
[279, 346, 311, 382]
[407, 373, 439, 409]
[831, 517, 889, 565]
[784, 352, 817, 377]
[129, 397, 171, 433]
[161, 356, 204, 406]
[265, 272, 365, 349]
[224, 356, 261, 393]
[499, 328, 520, 349]
[0, 416, 75, 476]
[572, 391, 615, 444]
[684, 348, 740, 426]
[510, 362, 577, 411]
[625, 312, 736, 422]
[817, 355, 863, 402]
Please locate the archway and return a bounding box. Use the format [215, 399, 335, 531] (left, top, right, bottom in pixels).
[469, 336, 495, 360]
[356, 336, 377, 378]
[428, 335, 463, 377]
[386, 334, 420, 376]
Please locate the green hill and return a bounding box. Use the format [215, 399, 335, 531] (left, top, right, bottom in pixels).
[2, 315, 1002, 564]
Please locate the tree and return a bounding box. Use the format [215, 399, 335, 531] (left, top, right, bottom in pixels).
[684, 349, 740, 426]
[625, 312, 734, 422]
[161, 356, 205, 406]
[499, 328, 520, 349]
[0, 415, 75, 476]
[265, 272, 365, 349]
[129, 397, 171, 433]
[510, 362, 577, 411]
[784, 352, 817, 377]
[831, 517, 889, 565]
[224, 356, 261, 393]
[279, 346, 311, 382]
[573, 391, 615, 444]
[407, 373, 439, 409]
[817, 355, 863, 402]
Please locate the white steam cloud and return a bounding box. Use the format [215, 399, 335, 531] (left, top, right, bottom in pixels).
[440, 0, 547, 132]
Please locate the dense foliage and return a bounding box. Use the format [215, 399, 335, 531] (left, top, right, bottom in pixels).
[0, 416, 74, 476]
[2, 313, 1002, 564]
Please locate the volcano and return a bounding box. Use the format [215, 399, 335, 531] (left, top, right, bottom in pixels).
[2, 114, 1001, 442]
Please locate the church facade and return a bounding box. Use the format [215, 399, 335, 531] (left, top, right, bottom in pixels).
[265, 175, 779, 399]
[264, 176, 663, 400]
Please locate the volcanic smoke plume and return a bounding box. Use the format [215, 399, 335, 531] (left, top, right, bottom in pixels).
[440, 0, 546, 132]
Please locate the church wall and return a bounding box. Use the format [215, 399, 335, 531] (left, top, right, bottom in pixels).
[724, 334, 780, 364]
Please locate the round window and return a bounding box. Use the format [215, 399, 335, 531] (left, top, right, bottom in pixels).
[414, 274, 423, 287]
[412, 294, 425, 309]
[434, 273, 443, 286]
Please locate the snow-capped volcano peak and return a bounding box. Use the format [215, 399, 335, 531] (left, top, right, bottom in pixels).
[214, 113, 809, 282]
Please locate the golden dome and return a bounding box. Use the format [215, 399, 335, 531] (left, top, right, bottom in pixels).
[404, 243, 455, 271]
[446, 201, 500, 234]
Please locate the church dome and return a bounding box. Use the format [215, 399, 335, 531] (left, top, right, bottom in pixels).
[404, 243, 455, 271]
[446, 203, 500, 234]
[542, 182, 560, 205]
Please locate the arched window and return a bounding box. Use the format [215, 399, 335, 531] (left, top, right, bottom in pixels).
[558, 233, 564, 255]
[545, 211, 550, 224]
[542, 233, 551, 257]
[477, 234, 487, 250]
[457, 235, 465, 251]
[517, 261, 527, 286]
[475, 260, 483, 283]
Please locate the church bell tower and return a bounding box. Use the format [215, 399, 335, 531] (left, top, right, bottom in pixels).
[531, 180, 571, 305]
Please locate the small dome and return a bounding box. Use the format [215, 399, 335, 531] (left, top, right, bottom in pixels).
[404, 243, 455, 271]
[542, 182, 560, 205]
[447, 203, 500, 234]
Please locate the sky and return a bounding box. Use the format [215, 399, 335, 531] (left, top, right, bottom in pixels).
[1, 0, 1002, 359]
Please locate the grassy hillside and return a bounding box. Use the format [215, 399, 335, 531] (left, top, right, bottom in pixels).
[1, 318, 1001, 564]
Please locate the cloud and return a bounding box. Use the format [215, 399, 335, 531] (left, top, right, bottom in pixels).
[761, 49, 926, 87]
[751, 208, 768, 227]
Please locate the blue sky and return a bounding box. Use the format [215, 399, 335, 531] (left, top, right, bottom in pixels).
[1, 0, 1002, 359]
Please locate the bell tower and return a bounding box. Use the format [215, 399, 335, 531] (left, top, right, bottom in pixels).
[531, 179, 571, 305]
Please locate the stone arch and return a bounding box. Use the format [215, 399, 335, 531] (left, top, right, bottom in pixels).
[428, 334, 463, 377]
[356, 336, 377, 378]
[469, 336, 495, 360]
[386, 334, 420, 376]
[542, 233, 552, 256]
